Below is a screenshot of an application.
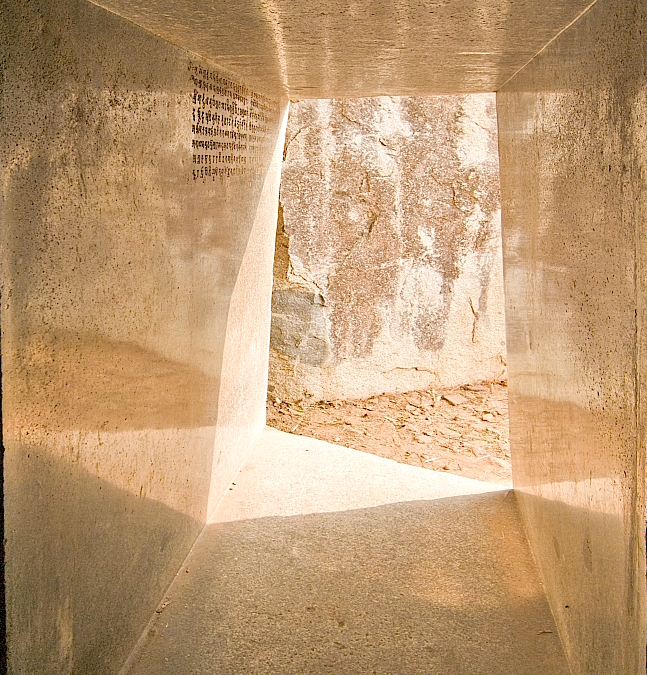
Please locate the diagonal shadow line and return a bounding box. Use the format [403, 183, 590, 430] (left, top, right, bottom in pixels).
[126, 492, 571, 675]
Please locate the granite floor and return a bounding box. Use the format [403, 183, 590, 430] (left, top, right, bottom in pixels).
[125, 427, 569, 675]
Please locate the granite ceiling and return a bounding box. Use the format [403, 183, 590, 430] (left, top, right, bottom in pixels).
[89, 0, 597, 97]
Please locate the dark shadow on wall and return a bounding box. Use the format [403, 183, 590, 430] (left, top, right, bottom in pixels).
[508, 396, 643, 675]
[4, 448, 202, 674]
[127, 493, 571, 675]
[515, 490, 637, 675]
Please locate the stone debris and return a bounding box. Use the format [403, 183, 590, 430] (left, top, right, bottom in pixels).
[267, 381, 511, 486]
[442, 392, 468, 406]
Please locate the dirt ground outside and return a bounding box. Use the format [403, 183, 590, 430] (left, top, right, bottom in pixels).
[266, 380, 511, 486]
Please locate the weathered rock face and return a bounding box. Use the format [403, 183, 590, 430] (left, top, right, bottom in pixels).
[269, 95, 506, 401]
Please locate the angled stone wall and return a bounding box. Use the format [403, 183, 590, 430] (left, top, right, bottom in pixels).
[269, 95, 506, 401]
[498, 0, 647, 671]
[0, 1, 286, 671]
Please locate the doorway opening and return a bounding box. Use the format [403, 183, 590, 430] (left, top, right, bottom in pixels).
[266, 95, 510, 486]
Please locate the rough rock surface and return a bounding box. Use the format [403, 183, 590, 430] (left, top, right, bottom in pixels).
[270, 96, 506, 401]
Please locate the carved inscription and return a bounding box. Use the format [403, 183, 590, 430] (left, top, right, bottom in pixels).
[189, 62, 279, 181]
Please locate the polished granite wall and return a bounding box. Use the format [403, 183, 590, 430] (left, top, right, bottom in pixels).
[0, 0, 286, 671]
[497, 0, 647, 672]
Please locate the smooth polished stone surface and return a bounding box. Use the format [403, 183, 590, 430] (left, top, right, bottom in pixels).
[497, 0, 646, 672]
[125, 428, 569, 675]
[0, 0, 286, 672]
[89, 0, 596, 98]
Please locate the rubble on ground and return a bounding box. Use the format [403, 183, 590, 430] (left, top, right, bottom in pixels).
[267, 381, 511, 486]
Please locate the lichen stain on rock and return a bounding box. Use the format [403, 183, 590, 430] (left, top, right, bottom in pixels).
[270, 94, 506, 400]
